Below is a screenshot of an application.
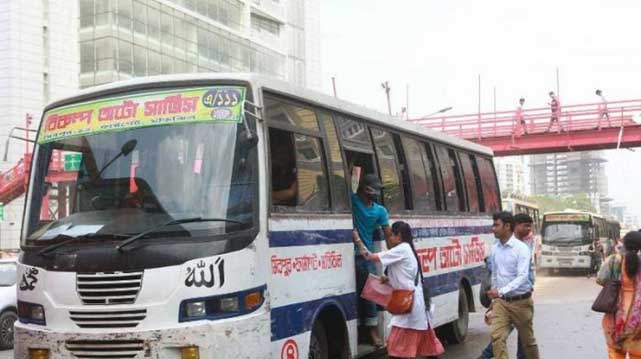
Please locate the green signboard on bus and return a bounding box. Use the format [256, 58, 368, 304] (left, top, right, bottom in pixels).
[64, 153, 82, 171]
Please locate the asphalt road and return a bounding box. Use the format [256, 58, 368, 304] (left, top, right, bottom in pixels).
[0, 273, 606, 359]
[440, 272, 606, 359]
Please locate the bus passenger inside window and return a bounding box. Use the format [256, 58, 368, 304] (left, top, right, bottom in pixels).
[269, 128, 297, 206]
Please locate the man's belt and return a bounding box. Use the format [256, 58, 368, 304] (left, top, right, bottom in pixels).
[502, 292, 532, 302]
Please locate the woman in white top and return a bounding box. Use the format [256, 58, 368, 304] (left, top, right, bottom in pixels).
[353, 221, 444, 359]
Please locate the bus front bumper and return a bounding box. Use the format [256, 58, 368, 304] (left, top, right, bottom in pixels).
[539, 254, 591, 269]
[14, 311, 271, 359]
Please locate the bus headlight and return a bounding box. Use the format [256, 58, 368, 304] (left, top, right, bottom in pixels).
[185, 301, 207, 318]
[218, 297, 239, 313]
[18, 301, 46, 325]
[179, 286, 265, 322]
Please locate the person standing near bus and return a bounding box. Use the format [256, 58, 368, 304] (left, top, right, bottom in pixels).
[479, 213, 535, 359]
[352, 173, 392, 347]
[353, 221, 444, 358]
[487, 212, 540, 359]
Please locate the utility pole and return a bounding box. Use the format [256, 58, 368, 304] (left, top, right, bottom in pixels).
[493, 86, 497, 119]
[381, 81, 392, 115]
[331, 77, 337, 98]
[405, 83, 409, 120]
[556, 67, 561, 98]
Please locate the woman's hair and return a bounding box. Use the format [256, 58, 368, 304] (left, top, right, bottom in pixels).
[624, 231, 641, 278]
[391, 221, 422, 280]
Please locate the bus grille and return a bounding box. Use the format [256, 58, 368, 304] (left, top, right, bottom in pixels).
[65, 339, 144, 358]
[69, 309, 147, 328]
[77, 271, 144, 305]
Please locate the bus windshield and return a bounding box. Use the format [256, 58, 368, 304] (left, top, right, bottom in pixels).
[25, 121, 257, 245]
[542, 223, 590, 245]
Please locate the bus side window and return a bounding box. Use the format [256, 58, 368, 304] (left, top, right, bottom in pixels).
[477, 156, 501, 212]
[371, 128, 404, 212]
[460, 153, 481, 213]
[269, 128, 298, 207]
[469, 154, 486, 212]
[401, 137, 437, 212]
[433, 145, 457, 211]
[392, 134, 413, 210]
[319, 112, 349, 211]
[268, 127, 331, 212]
[344, 151, 376, 194]
[424, 143, 443, 211]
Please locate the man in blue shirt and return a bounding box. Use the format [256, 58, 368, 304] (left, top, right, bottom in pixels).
[480, 213, 535, 359]
[352, 173, 391, 347]
[486, 211, 540, 359]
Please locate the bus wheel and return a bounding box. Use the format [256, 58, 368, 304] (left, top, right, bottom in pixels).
[0, 310, 16, 350]
[309, 320, 328, 359]
[440, 287, 469, 344]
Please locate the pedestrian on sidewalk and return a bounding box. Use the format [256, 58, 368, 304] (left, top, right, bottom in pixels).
[514, 98, 528, 137]
[486, 211, 540, 359]
[598, 231, 641, 359]
[353, 221, 444, 359]
[546, 91, 562, 133]
[596, 89, 612, 130]
[478, 213, 535, 359]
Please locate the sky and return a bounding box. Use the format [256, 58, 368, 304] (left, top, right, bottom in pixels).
[319, 0, 641, 221]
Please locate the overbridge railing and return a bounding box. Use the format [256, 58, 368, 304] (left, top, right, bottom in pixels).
[410, 99, 641, 140]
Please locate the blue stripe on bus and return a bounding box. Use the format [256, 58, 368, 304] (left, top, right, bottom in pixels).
[425, 266, 485, 296]
[268, 226, 492, 248]
[269, 266, 486, 341]
[270, 292, 357, 341]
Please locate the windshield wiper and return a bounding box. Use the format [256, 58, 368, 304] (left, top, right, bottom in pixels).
[116, 217, 243, 253]
[38, 233, 130, 257]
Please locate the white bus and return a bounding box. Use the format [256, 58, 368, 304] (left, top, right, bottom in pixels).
[540, 211, 619, 274]
[15, 74, 500, 359]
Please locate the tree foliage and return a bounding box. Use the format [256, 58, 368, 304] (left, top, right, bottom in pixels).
[527, 193, 597, 214]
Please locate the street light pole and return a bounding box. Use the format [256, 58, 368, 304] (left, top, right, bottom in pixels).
[381, 81, 392, 115]
[420, 106, 453, 119]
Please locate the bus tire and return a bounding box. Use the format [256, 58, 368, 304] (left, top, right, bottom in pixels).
[440, 287, 469, 344]
[0, 310, 16, 350]
[308, 320, 329, 359]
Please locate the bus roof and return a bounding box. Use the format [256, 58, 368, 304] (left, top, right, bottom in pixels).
[502, 197, 539, 209]
[43, 73, 493, 156]
[542, 211, 604, 223]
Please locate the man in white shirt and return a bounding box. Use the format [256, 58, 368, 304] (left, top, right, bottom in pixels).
[486, 211, 540, 359]
[596, 89, 611, 130]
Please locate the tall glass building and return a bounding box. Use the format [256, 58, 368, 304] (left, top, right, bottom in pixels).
[0, 0, 320, 249]
[78, 0, 319, 88]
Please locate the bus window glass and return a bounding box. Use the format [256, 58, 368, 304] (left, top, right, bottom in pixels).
[269, 128, 330, 211]
[294, 134, 330, 211]
[319, 112, 349, 211]
[335, 116, 373, 153]
[424, 143, 443, 210]
[460, 153, 480, 212]
[469, 154, 485, 212]
[371, 128, 403, 212]
[434, 145, 460, 212]
[27, 121, 257, 242]
[401, 137, 436, 211]
[264, 95, 320, 133]
[270, 128, 298, 207]
[477, 157, 501, 212]
[543, 223, 589, 245]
